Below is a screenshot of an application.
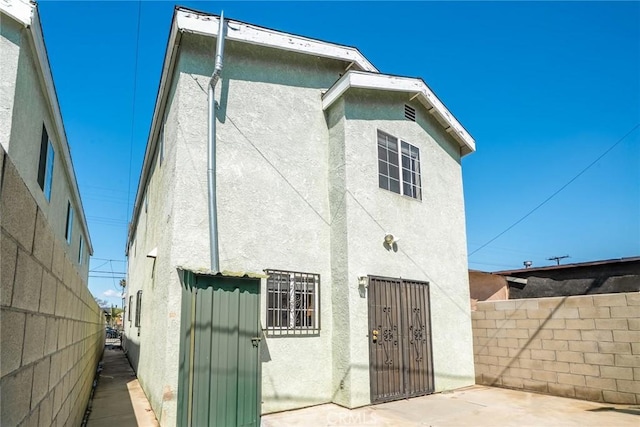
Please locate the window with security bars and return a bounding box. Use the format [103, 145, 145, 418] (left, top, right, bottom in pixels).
[377, 130, 422, 200]
[265, 270, 320, 335]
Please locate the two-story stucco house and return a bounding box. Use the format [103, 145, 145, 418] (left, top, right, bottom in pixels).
[124, 6, 476, 426]
[1, 1, 103, 426]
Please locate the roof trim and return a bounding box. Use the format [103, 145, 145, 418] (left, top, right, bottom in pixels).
[127, 7, 379, 249]
[175, 8, 377, 72]
[1, 1, 93, 254]
[322, 71, 475, 156]
[127, 8, 182, 250]
[493, 256, 640, 275]
[0, 0, 32, 27]
[177, 267, 268, 279]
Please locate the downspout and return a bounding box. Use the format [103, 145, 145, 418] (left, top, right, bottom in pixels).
[208, 12, 225, 272]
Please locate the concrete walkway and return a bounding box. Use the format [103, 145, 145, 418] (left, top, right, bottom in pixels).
[85, 347, 159, 427]
[262, 385, 639, 426]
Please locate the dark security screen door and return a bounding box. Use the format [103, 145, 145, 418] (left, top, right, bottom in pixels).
[367, 276, 434, 403]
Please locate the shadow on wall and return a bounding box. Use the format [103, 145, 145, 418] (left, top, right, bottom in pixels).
[122, 333, 141, 375]
[477, 278, 606, 382]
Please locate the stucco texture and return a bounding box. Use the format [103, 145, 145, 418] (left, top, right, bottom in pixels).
[2, 14, 89, 275]
[126, 29, 474, 426]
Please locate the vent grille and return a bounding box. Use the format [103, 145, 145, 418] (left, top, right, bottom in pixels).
[404, 104, 416, 121]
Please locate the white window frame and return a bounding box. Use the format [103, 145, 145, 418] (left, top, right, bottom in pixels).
[78, 235, 84, 264]
[377, 129, 422, 200]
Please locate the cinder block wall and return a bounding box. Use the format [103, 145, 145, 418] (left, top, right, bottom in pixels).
[472, 293, 640, 404]
[1, 148, 104, 426]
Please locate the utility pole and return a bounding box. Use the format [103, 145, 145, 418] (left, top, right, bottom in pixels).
[547, 255, 569, 265]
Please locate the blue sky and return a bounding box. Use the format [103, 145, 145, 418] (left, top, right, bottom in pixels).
[37, 1, 639, 306]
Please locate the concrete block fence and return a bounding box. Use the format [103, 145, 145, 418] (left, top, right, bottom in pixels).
[472, 292, 640, 404]
[1, 149, 104, 426]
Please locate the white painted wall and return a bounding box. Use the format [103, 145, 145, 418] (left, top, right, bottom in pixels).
[0, 12, 89, 277]
[174, 35, 346, 415]
[327, 89, 475, 406]
[127, 29, 474, 426]
[123, 54, 182, 426]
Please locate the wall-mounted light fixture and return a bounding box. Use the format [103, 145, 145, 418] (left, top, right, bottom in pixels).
[357, 276, 368, 298]
[383, 233, 399, 251]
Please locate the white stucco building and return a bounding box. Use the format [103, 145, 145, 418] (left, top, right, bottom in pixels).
[1, 1, 102, 426]
[124, 7, 476, 426]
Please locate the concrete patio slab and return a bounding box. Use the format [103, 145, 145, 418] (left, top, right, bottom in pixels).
[261, 385, 639, 426]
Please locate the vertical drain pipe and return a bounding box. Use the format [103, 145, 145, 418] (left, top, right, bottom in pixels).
[208, 11, 225, 272]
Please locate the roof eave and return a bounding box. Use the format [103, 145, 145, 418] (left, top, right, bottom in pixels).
[127, 8, 381, 251]
[322, 71, 476, 156]
[0, 0, 32, 27]
[175, 8, 378, 72]
[127, 8, 182, 252]
[3, 2, 94, 253]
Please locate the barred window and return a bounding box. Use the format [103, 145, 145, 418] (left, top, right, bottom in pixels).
[265, 270, 320, 336]
[378, 130, 422, 200]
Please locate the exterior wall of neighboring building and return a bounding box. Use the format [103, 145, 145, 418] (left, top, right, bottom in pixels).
[498, 259, 640, 299]
[1, 7, 100, 426]
[0, 9, 90, 276]
[1, 146, 104, 426]
[0, 16, 22, 149]
[126, 23, 474, 426]
[469, 270, 509, 310]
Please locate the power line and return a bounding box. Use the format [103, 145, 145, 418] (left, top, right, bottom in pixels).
[469, 123, 640, 258]
[89, 274, 126, 279]
[89, 270, 127, 274]
[125, 0, 142, 237]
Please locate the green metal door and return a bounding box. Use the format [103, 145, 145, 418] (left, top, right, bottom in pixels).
[178, 271, 261, 427]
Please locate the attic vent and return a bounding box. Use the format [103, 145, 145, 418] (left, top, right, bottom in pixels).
[404, 104, 416, 121]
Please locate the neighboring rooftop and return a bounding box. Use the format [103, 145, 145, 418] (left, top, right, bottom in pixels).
[493, 256, 640, 276]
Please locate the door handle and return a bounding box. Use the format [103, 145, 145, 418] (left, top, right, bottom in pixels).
[251, 337, 261, 347]
[372, 329, 379, 343]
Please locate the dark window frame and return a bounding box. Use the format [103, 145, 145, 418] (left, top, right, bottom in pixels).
[37, 125, 55, 201]
[128, 295, 133, 322]
[64, 202, 73, 244]
[265, 269, 320, 336]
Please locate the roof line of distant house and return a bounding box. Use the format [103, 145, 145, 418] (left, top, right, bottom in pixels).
[322, 71, 475, 155]
[0, 0, 93, 254]
[492, 256, 640, 275]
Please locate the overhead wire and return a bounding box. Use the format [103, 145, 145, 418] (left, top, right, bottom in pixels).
[125, 0, 142, 238]
[468, 123, 640, 258]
